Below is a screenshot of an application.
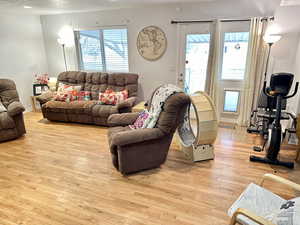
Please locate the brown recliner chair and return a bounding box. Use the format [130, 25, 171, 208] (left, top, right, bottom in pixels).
[0, 79, 26, 142]
[107, 91, 191, 174]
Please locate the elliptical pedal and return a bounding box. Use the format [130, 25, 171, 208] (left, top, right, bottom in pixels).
[253, 146, 262, 152]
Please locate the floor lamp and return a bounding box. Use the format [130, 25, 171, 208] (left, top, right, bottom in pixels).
[57, 38, 68, 72]
[262, 34, 282, 80]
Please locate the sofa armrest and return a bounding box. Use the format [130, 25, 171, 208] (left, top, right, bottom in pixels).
[108, 112, 139, 127]
[111, 128, 164, 146]
[117, 97, 137, 112]
[7, 102, 25, 117]
[36, 91, 55, 104]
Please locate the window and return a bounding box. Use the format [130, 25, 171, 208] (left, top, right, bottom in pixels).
[75, 28, 129, 72]
[223, 90, 240, 112]
[184, 33, 211, 94]
[221, 32, 249, 80]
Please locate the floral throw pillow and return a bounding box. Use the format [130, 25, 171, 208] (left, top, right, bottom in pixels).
[54, 83, 82, 102]
[115, 89, 128, 104]
[98, 89, 128, 105]
[129, 110, 152, 129]
[54, 92, 70, 102]
[78, 91, 91, 101]
[54, 90, 91, 102]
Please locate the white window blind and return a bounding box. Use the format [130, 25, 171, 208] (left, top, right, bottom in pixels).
[76, 28, 129, 72]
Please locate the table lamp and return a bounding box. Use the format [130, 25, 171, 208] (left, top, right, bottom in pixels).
[48, 77, 57, 92]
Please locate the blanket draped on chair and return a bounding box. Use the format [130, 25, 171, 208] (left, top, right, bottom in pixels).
[146, 84, 183, 128]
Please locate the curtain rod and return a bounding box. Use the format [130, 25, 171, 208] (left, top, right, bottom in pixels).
[170, 16, 274, 24]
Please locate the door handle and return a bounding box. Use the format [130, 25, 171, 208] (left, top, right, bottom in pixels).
[178, 73, 184, 82]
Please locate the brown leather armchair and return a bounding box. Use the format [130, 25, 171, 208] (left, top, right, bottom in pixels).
[107, 92, 191, 174]
[0, 79, 26, 142]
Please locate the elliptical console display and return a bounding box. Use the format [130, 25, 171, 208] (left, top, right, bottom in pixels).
[250, 73, 299, 169]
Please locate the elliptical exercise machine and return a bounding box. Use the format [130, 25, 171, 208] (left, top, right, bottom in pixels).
[250, 73, 299, 169]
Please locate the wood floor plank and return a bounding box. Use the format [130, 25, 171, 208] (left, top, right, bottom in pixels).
[0, 112, 299, 225]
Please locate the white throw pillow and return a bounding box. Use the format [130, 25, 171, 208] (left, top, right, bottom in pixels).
[0, 101, 7, 113]
[57, 82, 81, 94]
[270, 197, 300, 225]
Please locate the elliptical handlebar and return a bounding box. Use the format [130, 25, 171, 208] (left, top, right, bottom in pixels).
[262, 81, 273, 98]
[263, 81, 299, 99]
[284, 82, 299, 99]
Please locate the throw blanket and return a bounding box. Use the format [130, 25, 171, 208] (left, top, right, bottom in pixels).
[145, 84, 183, 128]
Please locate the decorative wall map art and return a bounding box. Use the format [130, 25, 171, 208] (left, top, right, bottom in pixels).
[137, 26, 167, 61]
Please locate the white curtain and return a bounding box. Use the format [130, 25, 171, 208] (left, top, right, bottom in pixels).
[208, 20, 221, 113]
[238, 17, 269, 126]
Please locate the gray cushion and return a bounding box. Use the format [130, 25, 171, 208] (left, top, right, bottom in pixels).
[228, 183, 285, 225]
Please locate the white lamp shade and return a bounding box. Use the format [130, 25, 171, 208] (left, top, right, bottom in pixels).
[57, 26, 74, 47]
[263, 34, 282, 44]
[48, 77, 57, 91]
[49, 77, 57, 83]
[57, 38, 65, 45]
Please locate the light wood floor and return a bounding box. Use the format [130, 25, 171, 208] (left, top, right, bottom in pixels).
[0, 112, 300, 225]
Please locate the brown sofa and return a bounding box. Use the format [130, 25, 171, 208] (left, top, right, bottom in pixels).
[0, 79, 26, 142]
[107, 91, 191, 174]
[37, 71, 139, 126]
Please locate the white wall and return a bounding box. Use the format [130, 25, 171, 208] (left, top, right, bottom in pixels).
[0, 14, 48, 110]
[41, 1, 277, 101]
[268, 5, 300, 114]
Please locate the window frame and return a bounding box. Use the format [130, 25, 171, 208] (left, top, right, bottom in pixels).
[219, 31, 250, 82]
[74, 25, 129, 73]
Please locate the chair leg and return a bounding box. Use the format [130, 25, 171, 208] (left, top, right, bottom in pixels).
[229, 217, 237, 225]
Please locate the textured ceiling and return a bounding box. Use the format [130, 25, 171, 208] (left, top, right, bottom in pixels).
[280, 0, 300, 6]
[0, 0, 216, 14]
[0, 0, 282, 15]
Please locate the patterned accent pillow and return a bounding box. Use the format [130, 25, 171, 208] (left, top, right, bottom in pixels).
[77, 91, 91, 101]
[54, 83, 82, 102]
[54, 91, 91, 102]
[98, 89, 128, 105]
[129, 109, 151, 129]
[0, 101, 7, 113]
[57, 82, 81, 94]
[54, 92, 70, 102]
[99, 91, 117, 105]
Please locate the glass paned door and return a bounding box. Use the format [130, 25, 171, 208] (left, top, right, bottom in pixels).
[221, 32, 249, 80]
[217, 21, 251, 124]
[185, 34, 211, 94]
[178, 23, 213, 95]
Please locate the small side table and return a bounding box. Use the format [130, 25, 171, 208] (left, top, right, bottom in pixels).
[132, 101, 146, 113]
[30, 96, 41, 112]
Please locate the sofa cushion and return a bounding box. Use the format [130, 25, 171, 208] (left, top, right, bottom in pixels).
[0, 79, 20, 108]
[91, 104, 118, 118]
[56, 71, 86, 93]
[0, 112, 15, 129]
[44, 100, 97, 114]
[84, 72, 138, 100]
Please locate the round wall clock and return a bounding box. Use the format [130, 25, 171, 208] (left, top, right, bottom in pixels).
[137, 26, 167, 61]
